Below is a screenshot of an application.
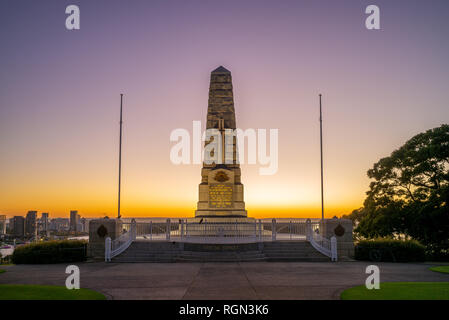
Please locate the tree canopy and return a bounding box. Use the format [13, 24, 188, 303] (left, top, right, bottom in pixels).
[349, 124, 449, 254]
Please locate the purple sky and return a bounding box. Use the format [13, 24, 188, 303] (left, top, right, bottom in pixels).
[1, 0, 449, 218]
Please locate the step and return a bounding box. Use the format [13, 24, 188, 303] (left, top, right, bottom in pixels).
[266, 253, 329, 258]
[114, 254, 177, 258]
[177, 256, 266, 262]
[178, 256, 266, 261]
[112, 240, 332, 263]
[120, 251, 179, 255]
[265, 257, 330, 262]
[180, 252, 265, 258]
[180, 250, 262, 256]
[113, 258, 176, 263]
[263, 248, 321, 251]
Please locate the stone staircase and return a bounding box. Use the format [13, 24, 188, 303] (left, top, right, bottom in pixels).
[112, 240, 330, 263]
[112, 241, 182, 263]
[178, 250, 266, 262]
[263, 241, 330, 262]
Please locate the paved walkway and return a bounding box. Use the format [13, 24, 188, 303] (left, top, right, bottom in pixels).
[1, 261, 448, 299]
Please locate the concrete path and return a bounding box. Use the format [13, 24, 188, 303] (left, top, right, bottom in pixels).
[1, 261, 448, 299]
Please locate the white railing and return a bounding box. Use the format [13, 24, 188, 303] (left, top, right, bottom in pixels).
[109, 218, 336, 260]
[121, 218, 316, 244]
[183, 219, 262, 242]
[105, 219, 136, 262]
[306, 219, 337, 261]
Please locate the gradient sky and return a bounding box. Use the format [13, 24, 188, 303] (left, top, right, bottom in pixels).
[1, 0, 449, 219]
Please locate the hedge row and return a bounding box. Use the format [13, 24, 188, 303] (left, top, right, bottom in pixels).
[425, 245, 449, 262]
[12, 240, 87, 264]
[355, 239, 426, 262]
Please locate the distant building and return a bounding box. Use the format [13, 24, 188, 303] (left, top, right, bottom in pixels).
[12, 216, 25, 237]
[40, 212, 49, 233]
[25, 211, 38, 238]
[49, 218, 70, 232]
[70, 210, 80, 232]
[38, 212, 50, 236]
[0, 215, 6, 235]
[81, 218, 89, 233]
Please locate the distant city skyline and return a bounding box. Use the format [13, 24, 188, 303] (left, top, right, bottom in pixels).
[2, 210, 90, 236]
[1, 0, 449, 218]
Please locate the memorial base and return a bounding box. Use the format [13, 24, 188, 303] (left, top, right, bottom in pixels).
[183, 216, 256, 237]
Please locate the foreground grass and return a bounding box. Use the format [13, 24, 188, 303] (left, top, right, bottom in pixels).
[0, 270, 5, 274]
[430, 266, 449, 274]
[341, 282, 449, 300]
[0, 284, 106, 300]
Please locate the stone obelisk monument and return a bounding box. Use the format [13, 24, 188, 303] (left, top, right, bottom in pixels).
[195, 66, 248, 219]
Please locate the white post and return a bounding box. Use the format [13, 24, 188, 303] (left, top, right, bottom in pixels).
[180, 219, 184, 239]
[105, 237, 111, 262]
[131, 219, 136, 240]
[331, 236, 338, 262]
[258, 219, 262, 240]
[305, 219, 311, 241]
[107, 237, 111, 261]
[253, 220, 256, 239]
[272, 218, 276, 241]
[150, 221, 153, 240]
[289, 220, 292, 240]
[166, 218, 170, 240]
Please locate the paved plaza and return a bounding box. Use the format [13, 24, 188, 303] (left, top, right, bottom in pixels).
[1, 261, 448, 299]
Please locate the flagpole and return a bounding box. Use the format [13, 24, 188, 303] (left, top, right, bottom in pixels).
[118, 94, 123, 219]
[319, 94, 324, 221]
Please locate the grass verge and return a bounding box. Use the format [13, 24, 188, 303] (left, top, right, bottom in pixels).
[341, 282, 449, 300]
[0, 284, 106, 300]
[429, 266, 449, 274]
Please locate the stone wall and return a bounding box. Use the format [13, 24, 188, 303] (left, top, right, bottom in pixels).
[88, 219, 122, 260]
[320, 218, 354, 260]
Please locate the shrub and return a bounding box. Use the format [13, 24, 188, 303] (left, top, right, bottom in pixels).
[424, 244, 449, 262]
[12, 240, 87, 264]
[0, 254, 12, 265]
[355, 238, 426, 262]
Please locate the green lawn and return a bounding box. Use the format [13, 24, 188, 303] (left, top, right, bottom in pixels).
[341, 282, 449, 300]
[0, 269, 5, 274]
[430, 266, 449, 274]
[0, 284, 106, 300]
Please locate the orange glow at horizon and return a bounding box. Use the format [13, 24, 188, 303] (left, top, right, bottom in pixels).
[0, 157, 366, 219]
[0, 109, 372, 219]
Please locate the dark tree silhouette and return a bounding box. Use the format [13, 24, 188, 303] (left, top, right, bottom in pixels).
[349, 124, 449, 257]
